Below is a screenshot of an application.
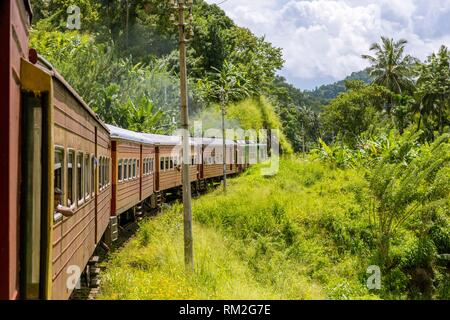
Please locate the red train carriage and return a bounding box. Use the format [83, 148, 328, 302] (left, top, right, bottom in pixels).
[108, 125, 155, 216]
[144, 134, 182, 192]
[17, 57, 112, 300]
[202, 138, 235, 180]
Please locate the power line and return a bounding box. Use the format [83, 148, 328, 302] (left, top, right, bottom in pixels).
[215, 0, 229, 5]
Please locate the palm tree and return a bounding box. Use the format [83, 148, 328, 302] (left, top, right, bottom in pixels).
[362, 37, 417, 114]
[197, 60, 254, 192]
[415, 46, 450, 135]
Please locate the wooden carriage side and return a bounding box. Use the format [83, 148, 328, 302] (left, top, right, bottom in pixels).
[108, 125, 155, 215]
[202, 138, 235, 179]
[50, 69, 111, 300]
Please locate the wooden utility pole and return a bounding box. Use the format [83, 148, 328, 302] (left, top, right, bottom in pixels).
[221, 100, 227, 192]
[170, 0, 194, 271]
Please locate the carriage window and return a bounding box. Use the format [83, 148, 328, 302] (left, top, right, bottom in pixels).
[105, 158, 108, 185]
[67, 150, 74, 206]
[132, 159, 136, 178]
[137, 159, 140, 177]
[160, 158, 164, 171]
[54, 148, 64, 203]
[170, 157, 174, 170]
[77, 153, 83, 203]
[165, 158, 170, 171]
[102, 157, 106, 187]
[150, 159, 153, 173]
[99, 157, 103, 189]
[107, 158, 110, 185]
[124, 159, 128, 180]
[85, 154, 90, 198]
[91, 156, 95, 195]
[128, 159, 132, 179]
[191, 156, 195, 166]
[118, 159, 123, 181]
[103, 157, 106, 186]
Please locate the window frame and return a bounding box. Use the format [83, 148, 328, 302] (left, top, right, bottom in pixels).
[76, 151, 84, 206]
[128, 158, 132, 180]
[90, 155, 95, 197]
[137, 159, 140, 178]
[54, 146, 65, 206]
[124, 159, 128, 181]
[118, 159, 123, 182]
[84, 153, 90, 200]
[67, 148, 75, 208]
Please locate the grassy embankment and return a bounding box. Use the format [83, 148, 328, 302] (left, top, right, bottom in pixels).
[98, 157, 385, 300]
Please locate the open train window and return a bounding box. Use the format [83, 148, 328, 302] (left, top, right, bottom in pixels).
[106, 157, 109, 185]
[77, 152, 84, 204]
[128, 159, 132, 179]
[85, 154, 90, 199]
[160, 158, 164, 171]
[67, 150, 74, 206]
[102, 157, 106, 187]
[124, 159, 128, 180]
[132, 159, 136, 178]
[91, 155, 95, 195]
[170, 157, 174, 170]
[103, 157, 107, 186]
[118, 159, 123, 182]
[107, 158, 110, 185]
[165, 158, 170, 171]
[99, 157, 103, 190]
[54, 147, 65, 205]
[137, 159, 140, 177]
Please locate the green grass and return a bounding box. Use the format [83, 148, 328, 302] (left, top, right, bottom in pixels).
[99, 157, 382, 300]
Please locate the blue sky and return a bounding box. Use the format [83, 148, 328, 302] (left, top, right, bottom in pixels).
[205, 0, 450, 90]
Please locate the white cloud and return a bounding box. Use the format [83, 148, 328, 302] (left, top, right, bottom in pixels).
[206, 0, 450, 89]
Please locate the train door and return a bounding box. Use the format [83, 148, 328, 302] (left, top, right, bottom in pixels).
[19, 59, 53, 299]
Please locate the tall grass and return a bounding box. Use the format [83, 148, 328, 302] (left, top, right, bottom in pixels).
[99, 157, 383, 300]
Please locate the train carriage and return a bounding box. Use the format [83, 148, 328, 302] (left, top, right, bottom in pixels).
[142, 134, 181, 192]
[108, 125, 155, 216]
[202, 138, 235, 179]
[18, 57, 112, 300]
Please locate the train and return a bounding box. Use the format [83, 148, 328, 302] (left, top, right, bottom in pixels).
[0, 0, 269, 300]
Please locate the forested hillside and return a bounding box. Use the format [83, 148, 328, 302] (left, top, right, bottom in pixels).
[305, 70, 372, 110]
